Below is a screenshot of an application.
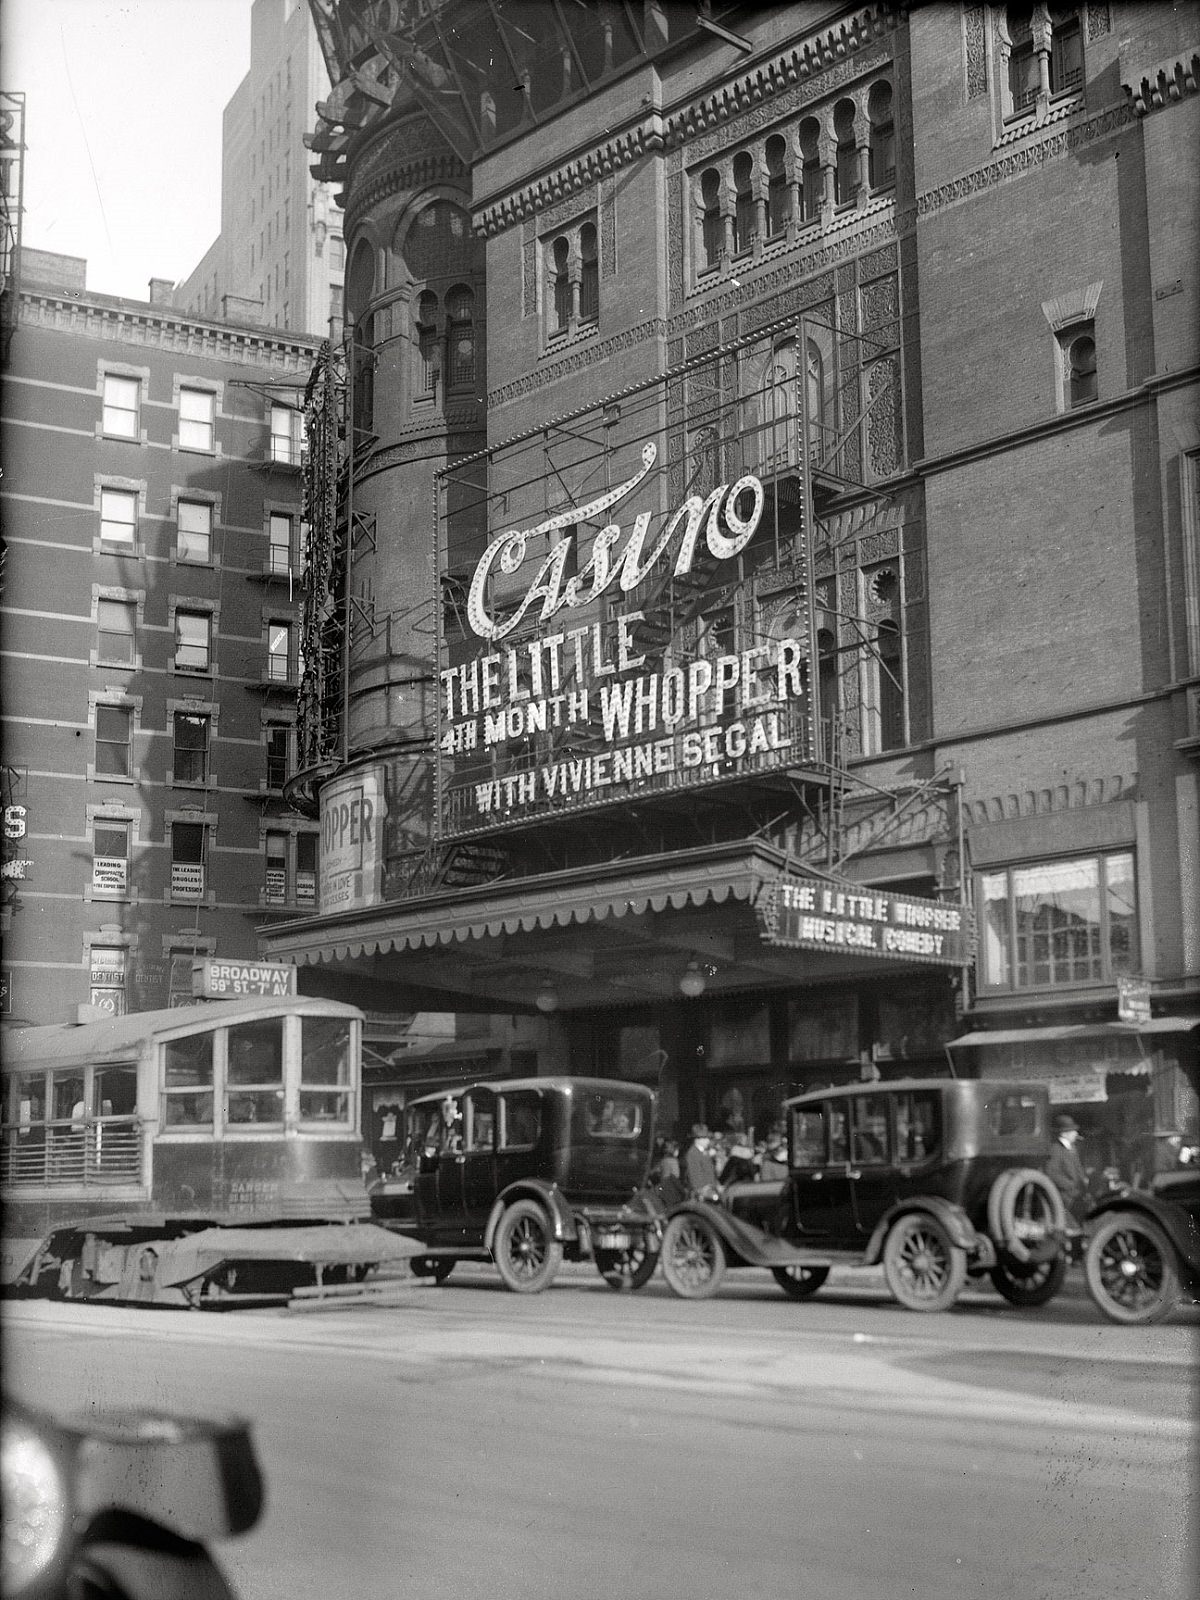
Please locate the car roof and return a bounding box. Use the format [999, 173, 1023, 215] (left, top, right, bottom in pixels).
[406, 1076, 654, 1108]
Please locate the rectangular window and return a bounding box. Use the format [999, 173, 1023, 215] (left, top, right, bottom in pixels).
[162, 1032, 214, 1127]
[299, 1015, 352, 1123]
[329, 236, 345, 271]
[170, 821, 206, 900]
[265, 830, 288, 903]
[92, 820, 130, 893]
[89, 946, 127, 1016]
[175, 610, 211, 671]
[97, 599, 136, 664]
[177, 501, 213, 562]
[226, 1017, 283, 1125]
[980, 852, 1136, 991]
[173, 712, 209, 784]
[267, 620, 294, 682]
[95, 704, 132, 776]
[269, 404, 304, 465]
[269, 513, 295, 574]
[179, 388, 215, 451]
[265, 723, 290, 789]
[296, 832, 317, 905]
[100, 488, 137, 546]
[102, 375, 139, 439]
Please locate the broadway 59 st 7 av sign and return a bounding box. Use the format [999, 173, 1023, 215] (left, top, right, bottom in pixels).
[757, 878, 974, 967]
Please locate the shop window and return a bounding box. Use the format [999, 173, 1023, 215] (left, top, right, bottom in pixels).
[102, 374, 139, 439]
[97, 599, 136, 664]
[226, 1017, 283, 1125]
[265, 722, 291, 789]
[162, 1032, 214, 1127]
[92, 819, 130, 894]
[177, 500, 213, 563]
[175, 609, 212, 672]
[173, 712, 209, 785]
[267, 619, 295, 682]
[95, 704, 132, 777]
[100, 488, 137, 548]
[170, 821, 207, 902]
[179, 387, 215, 451]
[766, 135, 790, 236]
[979, 851, 1137, 992]
[269, 403, 304, 465]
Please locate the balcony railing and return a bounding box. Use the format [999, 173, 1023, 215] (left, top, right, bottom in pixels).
[0, 1118, 143, 1187]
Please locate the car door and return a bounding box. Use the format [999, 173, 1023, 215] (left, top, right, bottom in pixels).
[459, 1087, 497, 1241]
[787, 1100, 857, 1243]
[848, 1092, 900, 1235]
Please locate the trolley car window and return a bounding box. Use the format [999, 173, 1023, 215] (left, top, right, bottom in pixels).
[162, 1032, 215, 1127]
[299, 1016, 353, 1124]
[226, 1018, 284, 1125]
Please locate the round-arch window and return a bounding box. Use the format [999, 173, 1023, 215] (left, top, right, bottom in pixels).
[346, 239, 375, 326]
[1068, 334, 1097, 405]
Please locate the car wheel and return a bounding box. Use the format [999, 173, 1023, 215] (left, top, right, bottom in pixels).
[771, 1265, 830, 1300]
[1084, 1211, 1180, 1325]
[70, 1539, 239, 1600]
[594, 1244, 657, 1292]
[882, 1213, 968, 1312]
[492, 1200, 563, 1294]
[990, 1251, 1067, 1308]
[411, 1256, 455, 1285]
[660, 1212, 726, 1300]
[987, 1169, 1066, 1262]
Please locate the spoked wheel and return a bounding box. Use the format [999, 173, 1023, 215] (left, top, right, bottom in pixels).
[660, 1212, 726, 1300]
[492, 1200, 563, 1294]
[990, 1251, 1067, 1308]
[1084, 1212, 1180, 1325]
[411, 1256, 456, 1285]
[882, 1213, 967, 1312]
[594, 1243, 658, 1292]
[771, 1265, 830, 1300]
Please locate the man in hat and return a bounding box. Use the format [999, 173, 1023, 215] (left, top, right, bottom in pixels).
[682, 1123, 720, 1199]
[1045, 1112, 1089, 1225]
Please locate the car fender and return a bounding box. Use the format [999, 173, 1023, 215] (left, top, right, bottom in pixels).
[863, 1197, 981, 1266]
[483, 1181, 578, 1253]
[664, 1198, 773, 1268]
[1085, 1191, 1200, 1275]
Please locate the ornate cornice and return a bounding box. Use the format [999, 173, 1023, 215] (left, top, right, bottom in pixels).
[1123, 50, 1200, 116]
[18, 291, 320, 371]
[964, 773, 1137, 827]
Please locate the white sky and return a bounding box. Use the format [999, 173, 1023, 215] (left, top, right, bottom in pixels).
[1, 0, 254, 300]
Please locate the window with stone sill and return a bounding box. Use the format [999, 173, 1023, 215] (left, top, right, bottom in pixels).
[1061, 323, 1097, 408]
[1000, 4, 1085, 124]
[979, 851, 1136, 992]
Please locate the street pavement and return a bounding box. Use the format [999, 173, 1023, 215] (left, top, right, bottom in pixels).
[4, 1265, 1196, 1600]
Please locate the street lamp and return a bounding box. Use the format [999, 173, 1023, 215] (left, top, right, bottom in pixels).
[679, 961, 706, 999]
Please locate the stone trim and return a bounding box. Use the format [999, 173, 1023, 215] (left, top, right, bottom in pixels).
[963, 774, 1137, 827]
[1123, 51, 1200, 117]
[18, 293, 319, 370]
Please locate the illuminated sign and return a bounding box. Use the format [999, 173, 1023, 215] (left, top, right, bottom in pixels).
[758, 879, 974, 967]
[319, 766, 386, 912]
[192, 958, 297, 998]
[438, 434, 814, 838]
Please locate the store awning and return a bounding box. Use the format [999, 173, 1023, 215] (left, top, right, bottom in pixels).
[948, 1017, 1200, 1049]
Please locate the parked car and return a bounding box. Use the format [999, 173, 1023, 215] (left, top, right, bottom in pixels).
[1083, 1169, 1200, 1324]
[659, 1078, 1069, 1311]
[371, 1078, 663, 1293]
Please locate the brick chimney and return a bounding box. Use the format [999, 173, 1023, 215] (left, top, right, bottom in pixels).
[148, 278, 176, 307]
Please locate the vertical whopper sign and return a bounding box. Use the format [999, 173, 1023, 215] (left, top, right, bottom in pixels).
[319, 765, 386, 913]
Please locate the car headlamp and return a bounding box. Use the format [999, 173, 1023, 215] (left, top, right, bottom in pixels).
[1, 1409, 73, 1598]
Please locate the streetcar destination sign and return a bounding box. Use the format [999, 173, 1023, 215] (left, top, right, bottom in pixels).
[192, 958, 297, 998]
[757, 879, 974, 967]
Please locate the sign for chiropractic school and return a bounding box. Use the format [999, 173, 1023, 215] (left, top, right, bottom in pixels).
[319, 765, 386, 913]
[757, 877, 975, 967]
[438, 441, 813, 835]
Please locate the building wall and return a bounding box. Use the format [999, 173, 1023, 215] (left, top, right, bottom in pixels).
[0, 271, 322, 1024]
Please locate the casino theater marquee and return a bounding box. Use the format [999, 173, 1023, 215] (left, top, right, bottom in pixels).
[436, 439, 814, 838]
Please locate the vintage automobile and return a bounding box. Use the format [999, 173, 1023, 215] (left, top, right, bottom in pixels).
[659, 1078, 1070, 1311]
[372, 1077, 663, 1293]
[1083, 1168, 1200, 1324]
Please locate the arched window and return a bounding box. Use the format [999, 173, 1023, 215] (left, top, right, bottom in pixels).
[1006, 5, 1039, 110]
[416, 290, 439, 396]
[345, 238, 375, 329]
[877, 621, 905, 750]
[701, 168, 724, 266]
[868, 82, 895, 190]
[552, 236, 571, 331]
[806, 339, 825, 460]
[766, 135, 790, 236]
[732, 151, 755, 252]
[1066, 330, 1096, 407]
[833, 101, 858, 207]
[579, 223, 598, 323]
[798, 121, 821, 223]
[446, 286, 475, 389]
[817, 628, 838, 761]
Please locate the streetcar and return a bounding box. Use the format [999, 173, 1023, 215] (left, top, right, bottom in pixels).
[1, 996, 416, 1306]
